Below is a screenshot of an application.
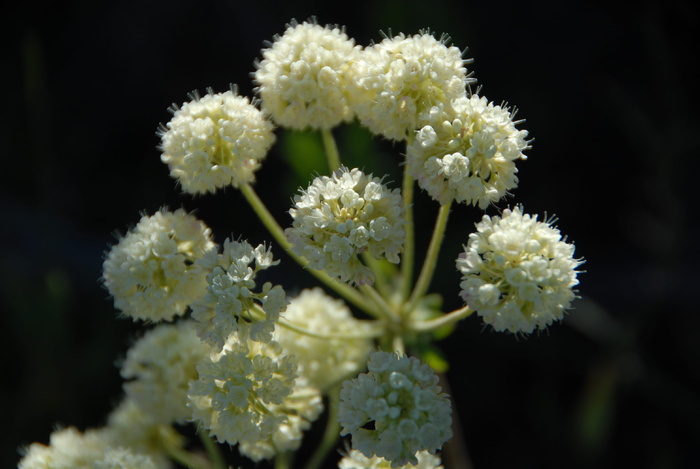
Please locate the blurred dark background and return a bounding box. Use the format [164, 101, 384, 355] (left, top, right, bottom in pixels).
[3, 0, 699, 467]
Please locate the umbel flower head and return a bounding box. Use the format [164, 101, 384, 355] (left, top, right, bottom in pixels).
[338, 351, 452, 467]
[191, 239, 287, 349]
[348, 31, 472, 141]
[120, 320, 209, 423]
[286, 167, 406, 286]
[255, 20, 360, 130]
[457, 206, 583, 334]
[275, 288, 374, 390]
[407, 95, 530, 208]
[159, 88, 276, 194]
[102, 208, 216, 322]
[338, 449, 443, 469]
[188, 331, 323, 462]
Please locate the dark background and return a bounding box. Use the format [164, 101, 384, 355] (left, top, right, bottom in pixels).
[3, 0, 699, 467]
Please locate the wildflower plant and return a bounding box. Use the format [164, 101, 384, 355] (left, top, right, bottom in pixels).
[20, 18, 583, 469]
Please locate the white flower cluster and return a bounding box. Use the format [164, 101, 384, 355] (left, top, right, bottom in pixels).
[348, 32, 472, 141]
[105, 398, 183, 468]
[255, 20, 360, 130]
[188, 332, 323, 461]
[407, 95, 529, 208]
[120, 321, 209, 423]
[191, 239, 287, 348]
[275, 288, 374, 390]
[457, 206, 582, 334]
[19, 398, 181, 469]
[338, 351, 452, 467]
[159, 89, 276, 194]
[339, 449, 443, 469]
[102, 209, 215, 322]
[286, 167, 406, 286]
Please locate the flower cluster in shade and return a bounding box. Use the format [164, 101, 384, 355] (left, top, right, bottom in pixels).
[407, 95, 529, 208]
[159, 89, 276, 194]
[188, 331, 323, 462]
[457, 206, 583, 334]
[191, 239, 287, 349]
[255, 20, 360, 130]
[102, 209, 216, 322]
[338, 449, 443, 469]
[286, 167, 406, 286]
[17, 427, 159, 469]
[348, 32, 472, 141]
[18, 397, 183, 469]
[120, 321, 209, 423]
[338, 351, 452, 468]
[275, 288, 375, 390]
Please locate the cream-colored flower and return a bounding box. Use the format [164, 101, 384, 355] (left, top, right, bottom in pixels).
[159, 89, 275, 194]
[255, 20, 360, 129]
[338, 352, 452, 467]
[339, 449, 443, 469]
[457, 206, 583, 333]
[407, 95, 529, 208]
[286, 167, 406, 286]
[102, 209, 215, 322]
[348, 32, 472, 141]
[188, 331, 322, 461]
[191, 239, 287, 349]
[275, 288, 374, 390]
[121, 321, 209, 423]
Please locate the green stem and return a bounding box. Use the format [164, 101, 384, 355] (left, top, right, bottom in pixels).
[275, 451, 292, 469]
[410, 305, 474, 332]
[360, 284, 399, 322]
[198, 428, 226, 469]
[392, 333, 406, 354]
[240, 183, 378, 317]
[404, 203, 451, 316]
[361, 251, 392, 299]
[400, 142, 416, 301]
[303, 386, 342, 469]
[321, 128, 341, 172]
[272, 310, 385, 340]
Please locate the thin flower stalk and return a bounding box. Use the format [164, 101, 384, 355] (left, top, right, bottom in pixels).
[404, 202, 451, 316]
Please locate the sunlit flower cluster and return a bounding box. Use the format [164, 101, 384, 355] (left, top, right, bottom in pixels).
[159, 89, 276, 194]
[102, 209, 215, 322]
[255, 20, 360, 130]
[348, 32, 472, 141]
[407, 95, 529, 208]
[286, 167, 406, 286]
[457, 206, 582, 333]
